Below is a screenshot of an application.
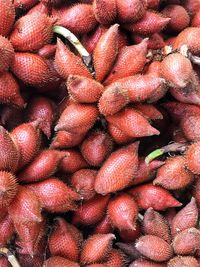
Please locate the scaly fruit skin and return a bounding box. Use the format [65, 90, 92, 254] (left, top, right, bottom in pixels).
[50, 131, 85, 149]
[27, 2, 49, 16]
[54, 39, 92, 79]
[0, 257, 11, 267]
[0, 171, 18, 207]
[93, 215, 113, 235]
[93, 24, 119, 82]
[0, 0, 15, 36]
[118, 222, 141, 242]
[0, 215, 14, 246]
[43, 256, 80, 267]
[183, 0, 200, 16]
[132, 33, 165, 50]
[185, 141, 200, 174]
[93, 0, 117, 25]
[168, 256, 199, 267]
[130, 258, 167, 266]
[128, 183, 182, 210]
[0, 36, 14, 73]
[135, 235, 173, 262]
[191, 10, 200, 27]
[107, 193, 138, 231]
[171, 198, 198, 237]
[14, 0, 38, 10]
[10, 13, 53, 51]
[80, 234, 115, 264]
[94, 142, 139, 195]
[104, 249, 124, 266]
[116, 0, 147, 23]
[172, 227, 200, 255]
[54, 4, 97, 34]
[180, 114, 200, 141]
[38, 44, 57, 58]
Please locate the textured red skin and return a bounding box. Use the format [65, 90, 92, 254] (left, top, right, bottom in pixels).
[0, 171, 18, 207]
[72, 194, 110, 226]
[183, 0, 200, 16]
[172, 227, 200, 255]
[80, 234, 115, 264]
[134, 104, 163, 120]
[27, 2, 49, 15]
[161, 53, 193, 88]
[0, 36, 14, 73]
[180, 114, 200, 141]
[0, 207, 8, 222]
[191, 10, 200, 27]
[143, 208, 171, 243]
[8, 186, 42, 223]
[0, 215, 14, 246]
[67, 75, 104, 103]
[0, 0, 15, 36]
[59, 149, 88, 173]
[86, 265, 106, 267]
[54, 39, 92, 79]
[50, 131, 85, 149]
[43, 256, 80, 267]
[123, 11, 170, 35]
[93, 24, 119, 82]
[168, 256, 199, 267]
[147, 0, 160, 9]
[185, 142, 200, 174]
[26, 178, 80, 212]
[11, 121, 41, 170]
[93, 215, 113, 234]
[154, 156, 194, 190]
[18, 149, 66, 183]
[171, 198, 198, 237]
[132, 33, 165, 50]
[108, 123, 134, 144]
[108, 193, 138, 231]
[26, 96, 55, 138]
[11, 53, 54, 87]
[116, 0, 146, 23]
[0, 126, 19, 172]
[94, 142, 139, 195]
[135, 235, 173, 262]
[38, 44, 57, 58]
[192, 179, 200, 206]
[128, 183, 182, 210]
[54, 4, 97, 34]
[0, 72, 25, 108]
[14, 0, 38, 9]
[71, 169, 97, 200]
[81, 131, 113, 166]
[104, 39, 148, 85]
[130, 258, 167, 267]
[116, 242, 142, 259]
[49, 218, 82, 262]
[0, 106, 24, 131]
[93, 0, 117, 24]
[55, 103, 99, 133]
[174, 27, 200, 55]
[118, 222, 141, 242]
[162, 5, 190, 32]
[104, 249, 124, 267]
[10, 13, 53, 51]
[40, 0, 64, 7]
[0, 257, 11, 267]
[106, 108, 159, 138]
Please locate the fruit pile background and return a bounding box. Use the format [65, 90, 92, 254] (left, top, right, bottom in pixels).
[0, 0, 200, 266]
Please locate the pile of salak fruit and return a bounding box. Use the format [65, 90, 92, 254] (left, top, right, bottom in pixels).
[1, 0, 200, 266]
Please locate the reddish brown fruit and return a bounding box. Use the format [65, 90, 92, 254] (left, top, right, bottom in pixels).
[116, 0, 146, 23]
[132, 33, 165, 50]
[0, 0, 15, 36]
[8, 186, 42, 223]
[11, 53, 53, 87]
[10, 13, 53, 51]
[161, 53, 193, 88]
[162, 5, 190, 32]
[93, 215, 113, 234]
[0, 72, 25, 107]
[94, 142, 139, 194]
[38, 44, 57, 58]
[180, 114, 200, 141]
[168, 256, 199, 267]
[18, 150, 66, 183]
[87, 265, 106, 267]
[67, 75, 104, 103]
[118, 222, 141, 242]
[49, 218, 82, 262]
[191, 10, 200, 27]
[104, 39, 148, 85]
[27, 178, 80, 212]
[54, 39, 92, 79]
[108, 123, 134, 144]
[130, 259, 167, 267]
[143, 208, 171, 243]
[116, 242, 142, 260]
[134, 104, 163, 120]
[0, 171, 18, 207]
[104, 249, 124, 267]
[171, 198, 198, 237]
[93, 0, 117, 25]
[14, 0, 38, 9]
[0, 36, 14, 73]
[172, 227, 200, 255]
[107, 193, 138, 231]
[50, 131, 85, 149]
[135, 235, 173, 262]
[26, 96, 55, 138]
[147, 0, 160, 9]
[0, 126, 19, 172]
[27, 2, 49, 15]
[154, 156, 194, 190]
[124, 11, 170, 35]
[185, 142, 200, 174]
[55, 103, 98, 133]
[54, 4, 97, 34]
[0, 257, 11, 267]
[192, 179, 200, 206]
[81, 131, 113, 166]
[11, 121, 41, 170]
[106, 108, 159, 138]
[0, 215, 14, 246]
[71, 169, 97, 200]
[72, 194, 110, 226]
[80, 234, 115, 264]
[174, 27, 200, 55]
[59, 149, 88, 173]
[128, 183, 182, 210]
[93, 24, 119, 82]
[43, 256, 80, 267]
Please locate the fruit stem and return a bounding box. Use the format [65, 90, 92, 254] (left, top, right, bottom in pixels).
[53, 25, 93, 71]
[145, 143, 187, 164]
[0, 248, 21, 267]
